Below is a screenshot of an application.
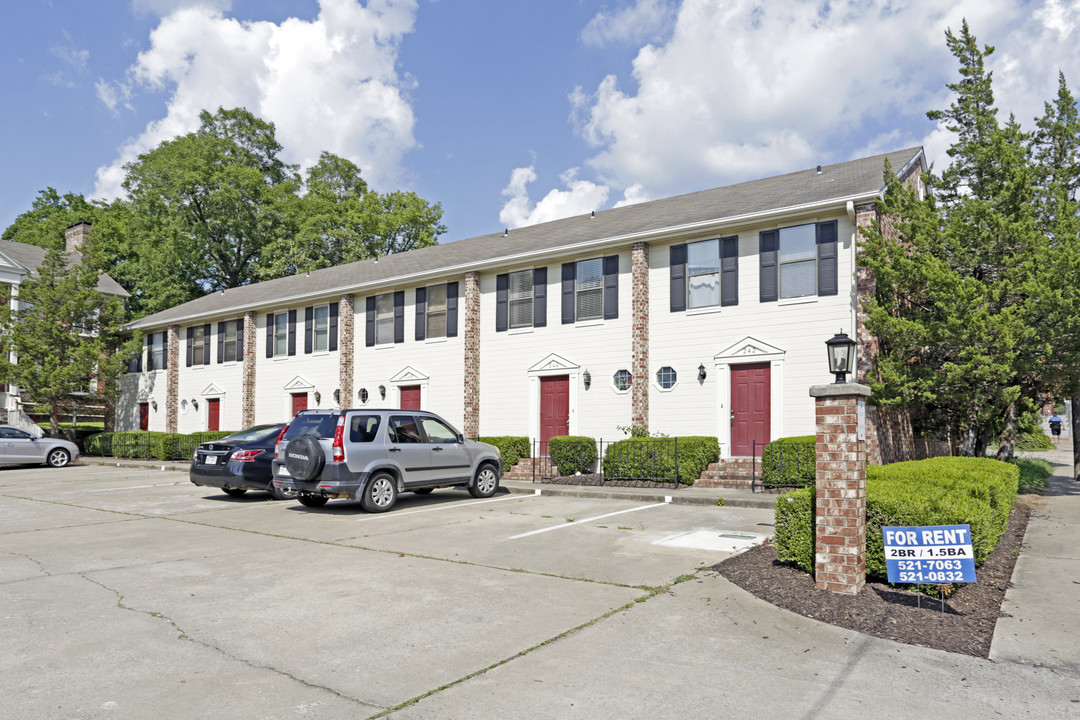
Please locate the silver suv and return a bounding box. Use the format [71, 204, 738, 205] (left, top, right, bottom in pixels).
[270, 409, 502, 512]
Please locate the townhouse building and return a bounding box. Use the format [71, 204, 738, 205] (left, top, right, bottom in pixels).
[119, 147, 930, 466]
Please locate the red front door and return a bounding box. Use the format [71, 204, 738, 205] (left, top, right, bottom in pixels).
[731, 363, 770, 456]
[540, 375, 570, 455]
[139, 402, 149, 431]
[400, 385, 421, 410]
[207, 398, 220, 431]
[291, 392, 308, 417]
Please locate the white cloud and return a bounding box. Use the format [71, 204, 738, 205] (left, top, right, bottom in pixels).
[508, 0, 1080, 226]
[580, 0, 676, 48]
[94, 0, 419, 199]
[499, 166, 610, 229]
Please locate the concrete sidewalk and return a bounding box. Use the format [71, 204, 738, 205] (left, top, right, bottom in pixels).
[990, 447, 1080, 670]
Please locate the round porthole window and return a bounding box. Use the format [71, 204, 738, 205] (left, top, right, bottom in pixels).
[358, 388, 369, 404]
[656, 366, 677, 389]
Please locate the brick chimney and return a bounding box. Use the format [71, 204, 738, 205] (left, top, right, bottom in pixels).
[65, 221, 91, 258]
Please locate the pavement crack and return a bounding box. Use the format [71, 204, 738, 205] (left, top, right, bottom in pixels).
[78, 574, 385, 712]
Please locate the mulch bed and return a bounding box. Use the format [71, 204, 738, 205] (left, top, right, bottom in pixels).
[711, 502, 1032, 658]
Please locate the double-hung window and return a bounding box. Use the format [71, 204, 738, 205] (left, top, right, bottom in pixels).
[265, 310, 297, 358]
[495, 269, 546, 332]
[303, 302, 338, 354]
[561, 256, 618, 324]
[426, 285, 447, 337]
[365, 292, 404, 346]
[274, 313, 289, 355]
[575, 258, 604, 321]
[759, 220, 837, 302]
[313, 305, 329, 351]
[669, 237, 738, 312]
[416, 283, 458, 340]
[218, 319, 243, 363]
[376, 293, 394, 345]
[147, 332, 166, 371]
[188, 325, 208, 366]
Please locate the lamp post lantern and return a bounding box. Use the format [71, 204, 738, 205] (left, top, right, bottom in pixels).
[825, 331, 856, 384]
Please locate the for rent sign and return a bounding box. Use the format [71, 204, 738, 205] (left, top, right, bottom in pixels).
[883, 525, 977, 584]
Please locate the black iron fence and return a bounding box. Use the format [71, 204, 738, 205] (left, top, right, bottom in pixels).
[531, 437, 682, 488]
[753, 439, 816, 492]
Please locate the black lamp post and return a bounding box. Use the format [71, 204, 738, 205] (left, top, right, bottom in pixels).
[826, 331, 856, 384]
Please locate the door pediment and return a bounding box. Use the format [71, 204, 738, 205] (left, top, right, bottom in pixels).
[528, 353, 579, 374]
[284, 376, 314, 391]
[715, 337, 784, 363]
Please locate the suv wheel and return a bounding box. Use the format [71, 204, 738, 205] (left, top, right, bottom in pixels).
[298, 493, 329, 508]
[361, 473, 398, 513]
[469, 463, 500, 498]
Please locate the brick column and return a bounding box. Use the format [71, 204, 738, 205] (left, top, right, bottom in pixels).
[166, 324, 179, 433]
[338, 294, 354, 407]
[809, 382, 870, 594]
[631, 242, 649, 430]
[463, 272, 481, 437]
[242, 311, 257, 427]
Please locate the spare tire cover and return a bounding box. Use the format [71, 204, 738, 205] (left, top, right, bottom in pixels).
[284, 435, 326, 481]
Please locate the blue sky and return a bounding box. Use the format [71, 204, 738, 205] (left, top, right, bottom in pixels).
[3, 0, 1080, 244]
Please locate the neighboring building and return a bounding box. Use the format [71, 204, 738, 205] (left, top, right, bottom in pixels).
[0, 222, 129, 434]
[119, 148, 930, 467]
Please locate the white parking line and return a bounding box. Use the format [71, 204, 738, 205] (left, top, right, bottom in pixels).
[355, 489, 542, 522]
[82, 482, 182, 494]
[506, 501, 670, 540]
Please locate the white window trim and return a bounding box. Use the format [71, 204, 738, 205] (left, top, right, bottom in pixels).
[652, 366, 679, 393]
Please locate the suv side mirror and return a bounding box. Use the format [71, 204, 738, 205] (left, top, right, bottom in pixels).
[457, 433, 466, 444]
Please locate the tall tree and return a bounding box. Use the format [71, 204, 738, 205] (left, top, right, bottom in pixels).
[0, 243, 139, 437]
[2, 188, 99, 250]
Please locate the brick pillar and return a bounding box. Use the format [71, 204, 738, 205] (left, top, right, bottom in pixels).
[166, 324, 180, 433]
[338, 294, 354, 408]
[242, 311, 257, 427]
[463, 272, 481, 437]
[631, 242, 649, 430]
[809, 382, 870, 594]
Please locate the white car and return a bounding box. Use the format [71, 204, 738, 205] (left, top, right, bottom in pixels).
[0, 426, 80, 467]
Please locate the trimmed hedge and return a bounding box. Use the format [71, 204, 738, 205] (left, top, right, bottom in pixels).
[84, 430, 235, 460]
[601, 436, 719, 485]
[549, 436, 598, 475]
[474, 436, 530, 469]
[773, 456, 1020, 579]
[760, 435, 816, 488]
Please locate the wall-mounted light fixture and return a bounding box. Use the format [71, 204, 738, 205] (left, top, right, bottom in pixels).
[379, 385, 386, 400]
[313, 390, 321, 405]
[698, 363, 707, 382]
[192, 398, 199, 411]
[150, 399, 158, 411]
[333, 389, 341, 405]
[583, 369, 591, 390]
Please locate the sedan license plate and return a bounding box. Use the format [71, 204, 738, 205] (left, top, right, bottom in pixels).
[205, 455, 218, 465]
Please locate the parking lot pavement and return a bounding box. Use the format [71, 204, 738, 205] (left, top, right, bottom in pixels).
[0, 464, 772, 718]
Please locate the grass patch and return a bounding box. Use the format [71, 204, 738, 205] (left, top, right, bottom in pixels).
[1012, 457, 1053, 494]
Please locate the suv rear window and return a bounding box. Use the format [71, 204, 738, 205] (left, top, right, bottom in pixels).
[282, 413, 338, 441]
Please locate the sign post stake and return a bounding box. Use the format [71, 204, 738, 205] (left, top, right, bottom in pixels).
[809, 382, 871, 594]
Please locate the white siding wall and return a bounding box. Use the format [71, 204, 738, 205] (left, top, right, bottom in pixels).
[478, 249, 634, 444]
[254, 309, 340, 425]
[116, 370, 168, 431]
[176, 338, 245, 433]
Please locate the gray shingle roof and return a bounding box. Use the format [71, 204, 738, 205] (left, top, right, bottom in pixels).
[0, 241, 129, 297]
[128, 147, 923, 330]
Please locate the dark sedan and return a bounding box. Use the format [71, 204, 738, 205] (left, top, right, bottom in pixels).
[190, 424, 288, 499]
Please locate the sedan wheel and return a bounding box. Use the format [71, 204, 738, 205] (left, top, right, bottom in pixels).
[469, 464, 499, 498]
[361, 473, 397, 513]
[46, 448, 71, 468]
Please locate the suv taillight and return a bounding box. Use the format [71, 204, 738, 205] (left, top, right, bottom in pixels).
[332, 415, 345, 462]
[274, 423, 290, 459]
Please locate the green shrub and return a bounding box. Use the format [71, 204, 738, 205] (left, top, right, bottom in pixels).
[772, 457, 1019, 581]
[774, 487, 815, 572]
[549, 436, 598, 475]
[85, 430, 234, 460]
[108, 431, 166, 458]
[151, 431, 235, 460]
[475, 436, 529, 469]
[760, 435, 816, 488]
[84, 432, 114, 456]
[601, 436, 719, 485]
[1015, 431, 1054, 451]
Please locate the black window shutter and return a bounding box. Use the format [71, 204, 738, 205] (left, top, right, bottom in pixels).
[446, 282, 459, 337]
[287, 309, 297, 356]
[415, 287, 427, 341]
[161, 333, 167, 370]
[533, 268, 547, 327]
[236, 319, 244, 361]
[817, 221, 838, 296]
[186, 327, 194, 367]
[495, 274, 508, 332]
[561, 263, 576, 324]
[670, 244, 687, 312]
[329, 302, 338, 351]
[217, 322, 225, 363]
[304, 306, 313, 354]
[760, 230, 779, 302]
[393, 291, 405, 343]
[202, 324, 211, 365]
[603, 255, 619, 320]
[365, 297, 376, 347]
[264, 315, 274, 360]
[721, 236, 739, 307]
